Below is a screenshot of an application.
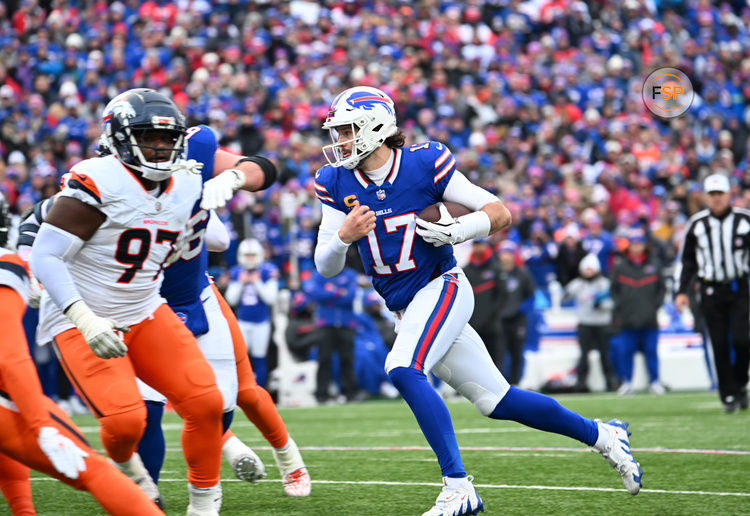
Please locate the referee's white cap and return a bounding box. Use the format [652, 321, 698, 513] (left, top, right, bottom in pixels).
[703, 174, 730, 193]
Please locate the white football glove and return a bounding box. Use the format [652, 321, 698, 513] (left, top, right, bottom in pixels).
[201, 169, 246, 210]
[415, 203, 463, 246]
[37, 426, 88, 479]
[65, 300, 129, 359]
[27, 275, 43, 309]
[170, 158, 204, 175]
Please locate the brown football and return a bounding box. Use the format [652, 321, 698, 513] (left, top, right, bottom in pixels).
[417, 201, 472, 223]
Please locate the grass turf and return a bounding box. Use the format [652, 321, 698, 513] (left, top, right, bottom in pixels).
[5, 391, 749, 515]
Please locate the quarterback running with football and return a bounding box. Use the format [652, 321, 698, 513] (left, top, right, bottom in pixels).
[313, 86, 643, 516]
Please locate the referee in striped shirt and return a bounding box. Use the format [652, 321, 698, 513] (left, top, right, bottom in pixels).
[675, 174, 750, 413]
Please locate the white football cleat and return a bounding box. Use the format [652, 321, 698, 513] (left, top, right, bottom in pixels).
[596, 419, 643, 495]
[114, 453, 164, 509]
[422, 476, 484, 516]
[222, 435, 267, 483]
[273, 437, 311, 497]
[186, 482, 221, 516]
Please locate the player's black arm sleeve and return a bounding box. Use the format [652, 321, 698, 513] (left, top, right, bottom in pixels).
[235, 156, 277, 191]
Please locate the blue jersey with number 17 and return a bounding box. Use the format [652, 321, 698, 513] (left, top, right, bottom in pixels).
[314, 141, 458, 312]
[160, 125, 216, 335]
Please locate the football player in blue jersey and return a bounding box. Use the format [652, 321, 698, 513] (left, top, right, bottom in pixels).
[314, 86, 643, 516]
[139, 121, 311, 500]
[225, 238, 280, 388]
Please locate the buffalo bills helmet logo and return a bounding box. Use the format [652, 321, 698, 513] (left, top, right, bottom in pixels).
[344, 91, 394, 116]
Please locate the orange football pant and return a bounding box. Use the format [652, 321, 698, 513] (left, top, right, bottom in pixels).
[212, 284, 289, 448]
[0, 398, 162, 515]
[53, 303, 223, 486]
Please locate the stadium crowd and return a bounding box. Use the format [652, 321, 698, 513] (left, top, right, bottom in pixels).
[1, 1, 749, 393]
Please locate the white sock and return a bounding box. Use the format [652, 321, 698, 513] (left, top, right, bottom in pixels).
[593, 421, 612, 451]
[274, 434, 292, 452]
[444, 476, 471, 490]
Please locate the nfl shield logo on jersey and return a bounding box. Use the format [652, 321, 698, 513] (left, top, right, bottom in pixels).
[376, 189, 386, 200]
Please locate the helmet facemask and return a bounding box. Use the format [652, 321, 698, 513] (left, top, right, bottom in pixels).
[123, 126, 186, 181]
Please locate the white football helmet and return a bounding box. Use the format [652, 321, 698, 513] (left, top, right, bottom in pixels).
[238, 238, 264, 270]
[321, 86, 397, 170]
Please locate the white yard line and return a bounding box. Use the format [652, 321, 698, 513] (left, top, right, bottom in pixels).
[28, 477, 750, 497]
[154, 445, 750, 455]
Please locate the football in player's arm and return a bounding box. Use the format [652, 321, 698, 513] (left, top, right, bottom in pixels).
[314, 86, 643, 516]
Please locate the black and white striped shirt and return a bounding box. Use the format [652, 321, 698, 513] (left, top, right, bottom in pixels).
[675, 207, 750, 293]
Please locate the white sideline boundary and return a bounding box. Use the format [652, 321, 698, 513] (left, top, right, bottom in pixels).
[27, 477, 750, 497]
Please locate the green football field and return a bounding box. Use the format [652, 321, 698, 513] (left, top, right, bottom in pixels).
[6, 391, 750, 515]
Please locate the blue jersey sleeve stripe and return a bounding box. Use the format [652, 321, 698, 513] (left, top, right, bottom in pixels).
[316, 191, 336, 204]
[314, 181, 330, 193]
[434, 157, 456, 183]
[434, 148, 451, 169]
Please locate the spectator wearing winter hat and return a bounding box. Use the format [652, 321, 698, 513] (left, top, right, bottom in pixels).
[497, 240, 535, 386]
[564, 253, 618, 392]
[610, 227, 666, 396]
[555, 223, 587, 287]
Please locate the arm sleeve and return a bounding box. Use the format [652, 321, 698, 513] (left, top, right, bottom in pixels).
[204, 209, 230, 252]
[313, 204, 350, 278]
[255, 277, 279, 305]
[674, 220, 698, 295]
[442, 171, 502, 211]
[0, 288, 51, 434]
[29, 223, 85, 312]
[224, 281, 242, 307]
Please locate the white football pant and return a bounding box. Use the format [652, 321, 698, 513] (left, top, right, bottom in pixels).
[138, 284, 238, 412]
[238, 320, 272, 358]
[384, 267, 510, 416]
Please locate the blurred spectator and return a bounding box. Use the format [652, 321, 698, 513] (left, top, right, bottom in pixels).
[564, 253, 618, 392]
[303, 268, 358, 404]
[555, 223, 587, 286]
[463, 238, 505, 370]
[225, 238, 279, 388]
[353, 290, 397, 399]
[610, 228, 666, 396]
[497, 241, 535, 385]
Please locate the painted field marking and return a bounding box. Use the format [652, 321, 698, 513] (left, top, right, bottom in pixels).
[28, 477, 750, 497]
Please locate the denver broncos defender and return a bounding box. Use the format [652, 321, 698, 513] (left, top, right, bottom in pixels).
[314, 86, 643, 516]
[29, 88, 228, 516]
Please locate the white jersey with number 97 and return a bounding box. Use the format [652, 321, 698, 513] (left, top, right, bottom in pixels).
[39, 155, 201, 338]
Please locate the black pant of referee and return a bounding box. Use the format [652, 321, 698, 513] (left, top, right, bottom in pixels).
[699, 279, 750, 411]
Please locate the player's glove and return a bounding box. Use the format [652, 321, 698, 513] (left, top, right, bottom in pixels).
[415, 205, 491, 247]
[64, 300, 129, 359]
[37, 426, 88, 479]
[171, 158, 204, 175]
[415, 203, 464, 246]
[27, 274, 43, 309]
[201, 169, 246, 210]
